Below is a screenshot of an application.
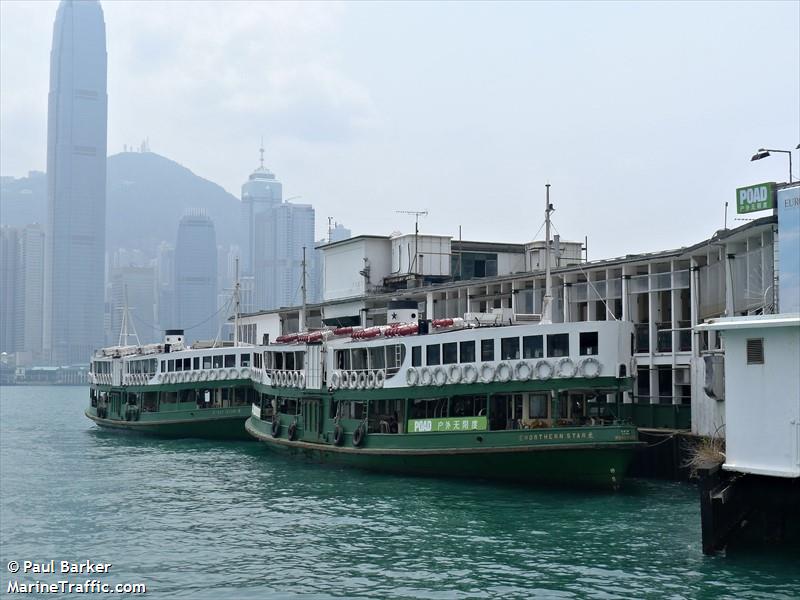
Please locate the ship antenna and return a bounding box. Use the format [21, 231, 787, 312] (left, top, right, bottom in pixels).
[233, 256, 241, 347]
[541, 184, 554, 325]
[118, 284, 141, 347]
[395, 209, 428, 274]
[301, 246, 307, 332]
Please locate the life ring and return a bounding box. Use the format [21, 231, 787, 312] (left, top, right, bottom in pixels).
[240, 367, 251, 379]
[375, 370, 386, 389]
[535, 359, 553, 380]
[199, 371, 208, 382]
[348, 371, 359, 389]
[419, 367, 433, 386]
[298, 373, 306, 389]
[340, 371, 350, 389]
[333, 424, 344, 446]
[514, 361, 533, 381]
[480, 363, 496, 384]
[292, 371, 300, 387]
[557, 357, 577, 378]
[433, 366, 447, 386]
[580, 357, 601, 378]
[352, 425, 365, 447]
[367, 371, 376, 389]
[272, 418, 281, 437]
[287, 421, 298, 441]
[331, 371, 341, 389]
[357, 372, 368, 390]
[462, 364, 479, 384]
[405, 368, 419, 386]
[496, 362, 512, 383]
[447, 363, 462, 384]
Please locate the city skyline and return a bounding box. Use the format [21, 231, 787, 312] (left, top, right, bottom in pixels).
[1, 1, 797, 258]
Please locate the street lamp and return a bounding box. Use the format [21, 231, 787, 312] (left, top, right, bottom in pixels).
[750, 147, 793, 183]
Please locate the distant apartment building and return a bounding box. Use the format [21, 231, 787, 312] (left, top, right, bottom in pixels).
[44, 0, 108, 365]
[174, 211, 218, 342]
[0, 225, 45, 364]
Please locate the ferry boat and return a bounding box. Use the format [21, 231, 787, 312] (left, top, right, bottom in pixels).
[85, 263, 257, 440]
[245, 315, 640, 487]
[85, 330, 260, 440]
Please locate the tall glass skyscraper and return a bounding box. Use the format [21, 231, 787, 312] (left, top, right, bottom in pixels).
[44, 0, 108, 364]
[174, 211, 218, 343]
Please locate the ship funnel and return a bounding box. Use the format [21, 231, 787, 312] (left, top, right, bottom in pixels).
[164, 329, 185, 347]
[387, 300, 419, 324]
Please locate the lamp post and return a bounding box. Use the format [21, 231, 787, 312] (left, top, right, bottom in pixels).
[750, 148, 794, 183]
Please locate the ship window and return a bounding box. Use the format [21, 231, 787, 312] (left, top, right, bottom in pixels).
[459, 341, 476, 363]
[385, 345, 406, 375]
[285, 352, 295, 370]
[580, 332, 599, 356]
[369, 347, 385, 369]
[481, 339, 495, 362]
[183, 358, 191, 370]
[336, 350, 351, 370]
[426, 344, 441, 366]
[224, 354, 235, 368]
[241, 353, 251, 367]
[352, 348, 367, 370]
[501, 337, 520, 360]
[202, 356, 211, 369]
[274, 353, 283, 370]
[442, 342, 458, 364]
[529, 394, 548, 419]
[193, 357, 200, 370]
[213, 355, 223, 369]
[412, 346, 422, 367]
[547, 333, 570, 357]
[168, 360, 175, 372]
[161, 360, 166, 372]
[352, 402, 365, 420]
[295, 352, 304, 370]
[523, 335, 544, 359]
[746, 338, 764, 365]
[175, 359, 183, 371]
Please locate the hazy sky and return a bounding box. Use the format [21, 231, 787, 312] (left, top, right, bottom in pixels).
[2, 1, 798, 258]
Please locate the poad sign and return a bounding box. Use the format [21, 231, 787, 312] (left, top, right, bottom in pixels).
[736, 182, 775, 214]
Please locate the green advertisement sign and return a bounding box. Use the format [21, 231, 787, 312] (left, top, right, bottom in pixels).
[408, 416, 488, 433]
[736, 182, 775, 214]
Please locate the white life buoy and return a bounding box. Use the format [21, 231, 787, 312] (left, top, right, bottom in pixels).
[292, 371, 300, 387]
[480, 363, 495, 384]
[240, 367, 251, 379]
[462, 364, 478, 384]
[433, 366, 447, 386]
[419, 367, 433, 386]
[331, 371, 341, 389]
[298, 372, 306, 389]
[357, 371, 367, 389]
[447, 363, 463, 384]
[230, 367, 239, 380]
[349, 371, 359, 389]
[496, 362, 512, 383]
[580, 357, 601, 378]
[200, 371, 208, 382]
[405, 368, 419, 386]
[340, 371, 350, 389]
[367, 371, 376, 389]
[514, 361, 533, 381]
[557, 357, 577, 378]
[535, 359, 553, 380]
[375, 369, 386, 388]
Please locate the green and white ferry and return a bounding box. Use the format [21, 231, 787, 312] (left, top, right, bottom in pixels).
[245, 316, 641, 488]
[86, 329, 260, 440]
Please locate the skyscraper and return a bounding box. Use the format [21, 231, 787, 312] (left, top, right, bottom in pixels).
[241, 146, 282, 276]
[0, 227, 20, 353]
[174, 211, 218, 342]
[254, 201, 316, 310]
[44, 0, 108, 365]
[18, 225, 46, 360]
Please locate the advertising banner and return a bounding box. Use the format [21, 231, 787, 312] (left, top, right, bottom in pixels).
[736, 182, 775, 214]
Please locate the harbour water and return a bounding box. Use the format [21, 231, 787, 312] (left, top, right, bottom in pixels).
[1, 386, 797, 599]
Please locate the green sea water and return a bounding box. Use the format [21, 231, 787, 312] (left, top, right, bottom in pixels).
[1, 386, 797, 599]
